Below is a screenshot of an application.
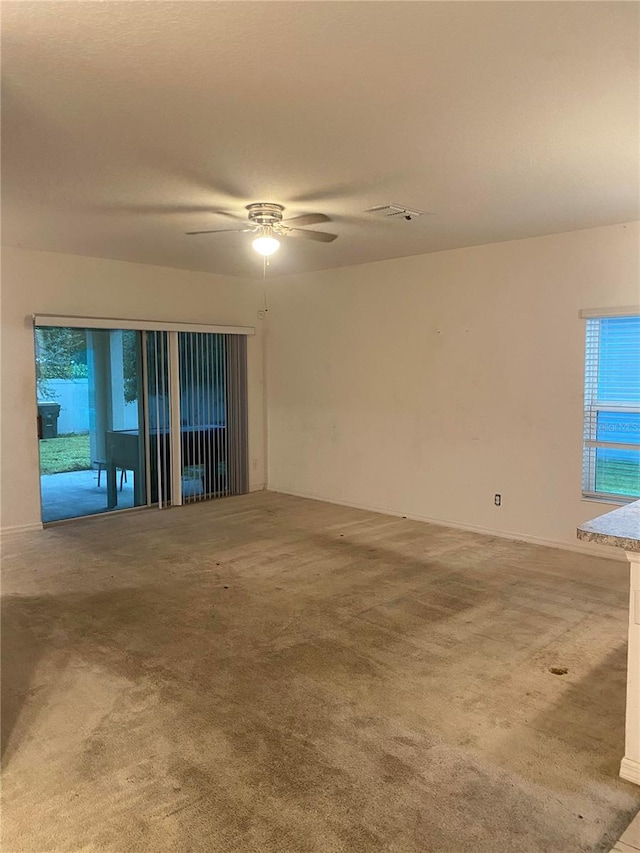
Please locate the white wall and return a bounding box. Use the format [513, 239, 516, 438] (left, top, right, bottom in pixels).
[38, 380, 91, 434]
[0, 247, 266, 531]
[39, 380, 139, 434]
[267, 222, 640, 553]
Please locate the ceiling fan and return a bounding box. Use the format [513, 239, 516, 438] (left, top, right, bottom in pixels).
[185, 202, 337, 256]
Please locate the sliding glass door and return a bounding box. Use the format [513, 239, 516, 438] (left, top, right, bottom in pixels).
[35, 321, 250, 523]
[36, 326, 146, 523]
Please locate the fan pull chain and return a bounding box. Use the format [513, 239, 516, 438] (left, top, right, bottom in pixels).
[262, 255, 270, 311]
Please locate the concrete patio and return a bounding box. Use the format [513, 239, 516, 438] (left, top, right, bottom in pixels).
[40, 468, 208, 523]
[40, 469, 135, 523]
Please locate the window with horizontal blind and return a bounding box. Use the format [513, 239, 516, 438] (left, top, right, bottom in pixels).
[583, 315, 640, 501]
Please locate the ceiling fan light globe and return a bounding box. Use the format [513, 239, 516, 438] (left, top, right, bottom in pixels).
[252, 235, 280, 256]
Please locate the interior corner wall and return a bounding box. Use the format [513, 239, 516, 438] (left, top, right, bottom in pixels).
[0, 246, 267, 532]
[266, 222, 640, 553]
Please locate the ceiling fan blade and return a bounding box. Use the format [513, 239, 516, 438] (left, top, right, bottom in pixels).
[282, 213, 331, 227]
[99, 204, 231, 215]
[207, 210, 248, 222]
[288, 228, 337, 243]
[185, 227, 252, 236]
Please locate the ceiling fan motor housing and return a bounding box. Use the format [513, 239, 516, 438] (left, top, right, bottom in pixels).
[246, 202, 285, 226]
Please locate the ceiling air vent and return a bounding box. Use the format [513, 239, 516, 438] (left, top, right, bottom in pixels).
[365, 203, 427, 221]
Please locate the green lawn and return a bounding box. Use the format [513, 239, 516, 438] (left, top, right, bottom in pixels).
[39, 433, 91, 475]
[596, 458, 640, 499]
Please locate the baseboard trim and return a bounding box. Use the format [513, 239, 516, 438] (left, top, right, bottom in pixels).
[620, 757, 640, 786]
[266, 485, 625, 561]
[249, 483, 266, 493]
[0, 522, 43, 537]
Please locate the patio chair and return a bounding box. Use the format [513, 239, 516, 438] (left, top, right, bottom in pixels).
[94, 459, 128, 491]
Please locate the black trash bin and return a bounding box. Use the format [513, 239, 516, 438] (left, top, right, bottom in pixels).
[37, 402, 61, 439]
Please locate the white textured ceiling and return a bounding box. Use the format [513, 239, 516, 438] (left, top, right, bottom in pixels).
[2, 1, 638, 278]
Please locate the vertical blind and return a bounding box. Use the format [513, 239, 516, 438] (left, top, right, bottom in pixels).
[583, 316, 640, 500]
[225, 334, 249, 497]
[146, 331, 171, 507]
[178, 332, 248, 504]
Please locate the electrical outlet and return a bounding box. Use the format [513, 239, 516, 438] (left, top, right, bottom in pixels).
[251, 458, 258, 470]
[494, 494, 501, 506]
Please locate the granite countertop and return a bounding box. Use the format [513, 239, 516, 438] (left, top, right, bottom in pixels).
[577, 499, 640, 552]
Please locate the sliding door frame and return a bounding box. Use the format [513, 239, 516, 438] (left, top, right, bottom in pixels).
[34, 315, 254, 517]
[34, 315, 255, 336]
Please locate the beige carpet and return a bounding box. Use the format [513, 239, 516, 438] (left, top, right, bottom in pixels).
[2, 491, 639, 852]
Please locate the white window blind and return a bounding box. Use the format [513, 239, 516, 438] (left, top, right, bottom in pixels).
[583, 315, 640, 501]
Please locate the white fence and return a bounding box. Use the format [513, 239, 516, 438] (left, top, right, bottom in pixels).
[39, 380, 139, 434]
